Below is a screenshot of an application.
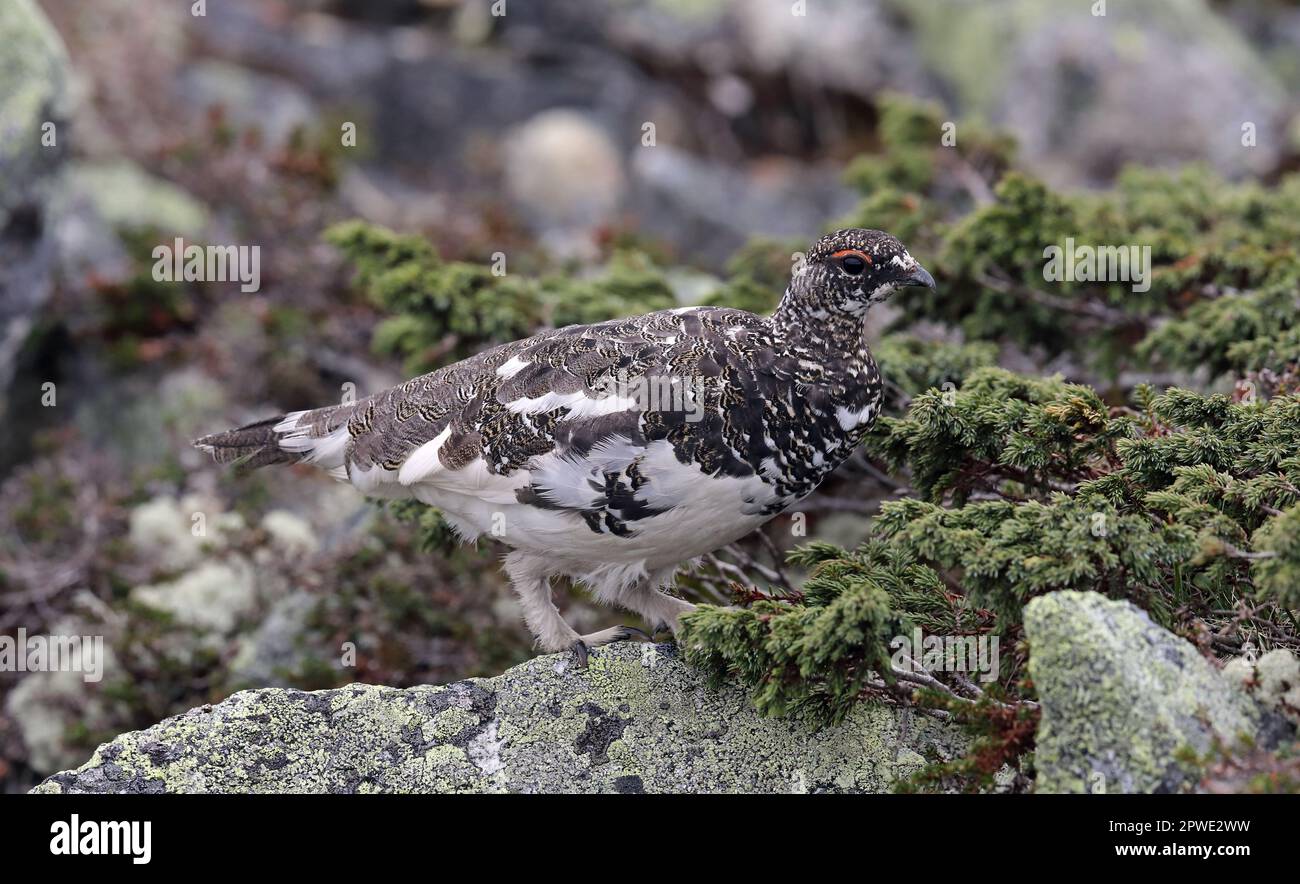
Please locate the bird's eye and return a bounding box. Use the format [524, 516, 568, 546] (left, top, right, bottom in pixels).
[840, 255, 867, 275]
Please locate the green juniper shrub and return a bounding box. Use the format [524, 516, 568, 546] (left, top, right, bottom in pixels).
[323, 96, 1300, 791]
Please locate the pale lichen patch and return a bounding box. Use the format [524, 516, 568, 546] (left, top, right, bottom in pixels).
[33, 643, 968, 794]
[1026, 591, 1274, 794]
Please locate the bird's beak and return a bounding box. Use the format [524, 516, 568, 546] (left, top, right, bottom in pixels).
[902, 263, 936, 290]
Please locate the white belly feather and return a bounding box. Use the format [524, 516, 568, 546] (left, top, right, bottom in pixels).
[410, 440, 777, 571]
[277, 411, 782, 581]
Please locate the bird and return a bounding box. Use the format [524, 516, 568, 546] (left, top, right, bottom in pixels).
[195, 228, 935, 664]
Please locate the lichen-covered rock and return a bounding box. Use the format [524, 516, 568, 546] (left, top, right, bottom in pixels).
[901, 0, 1285, 186]
[1223, 648, 1300, 729]
[0, 0, 68, 429]
[503, 109, 625, 255]
[1025, 591, 1274, 794]
[0, 0, 66, 216]
[5, 618, 119, 775]
[64, 161, 209, 239]
[32, 643, 965, 794]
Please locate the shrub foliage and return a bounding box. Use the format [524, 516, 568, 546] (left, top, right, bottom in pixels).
[327, 95, 1300, 791]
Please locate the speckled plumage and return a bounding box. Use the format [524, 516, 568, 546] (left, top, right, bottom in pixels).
[196, 228, 935, 656]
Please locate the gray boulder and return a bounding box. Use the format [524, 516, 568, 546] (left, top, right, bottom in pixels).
[0, 0, 68, 423]
[33, 643, 966, 794]
[1025, 591, 1283, 794]
[900, 0, 1287, 186]
[0, 0, 66, 226]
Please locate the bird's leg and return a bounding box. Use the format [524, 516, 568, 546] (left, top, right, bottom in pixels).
[623, 585, 696, 644]
[505, 554, 655, 667]
[569, 624, 654, 669]
[504, 551, 581, 654]
[577, 624, 654, 646]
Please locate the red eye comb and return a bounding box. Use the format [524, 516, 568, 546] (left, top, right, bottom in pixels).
[830, 249, 871, 263]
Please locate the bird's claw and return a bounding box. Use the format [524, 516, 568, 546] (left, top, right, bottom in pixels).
[571, 625, 654, 668]
[614, 625, 654, 643]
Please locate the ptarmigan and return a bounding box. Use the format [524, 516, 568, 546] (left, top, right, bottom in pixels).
[196, 228, 935, 663]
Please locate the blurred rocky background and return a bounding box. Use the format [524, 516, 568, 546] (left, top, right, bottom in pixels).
[3, 0, 1300, 791]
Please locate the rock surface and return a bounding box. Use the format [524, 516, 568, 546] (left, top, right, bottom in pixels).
[1025, 591, 1281, 794]
[905, 0, 1286, 186]
[0, 0, 68, 452]
[32, 643, 966, 794]
[0, 0, 66, 224]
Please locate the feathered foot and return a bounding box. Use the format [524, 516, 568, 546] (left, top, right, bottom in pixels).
[570, 625, 654, 668]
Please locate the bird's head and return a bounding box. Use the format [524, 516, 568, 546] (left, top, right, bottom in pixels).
[788, 228, 935, 318]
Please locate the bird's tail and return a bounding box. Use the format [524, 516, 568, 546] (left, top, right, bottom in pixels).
[194, 405, 355, 473]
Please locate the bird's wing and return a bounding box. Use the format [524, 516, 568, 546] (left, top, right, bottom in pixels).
[274, 307, 770, 521]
